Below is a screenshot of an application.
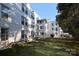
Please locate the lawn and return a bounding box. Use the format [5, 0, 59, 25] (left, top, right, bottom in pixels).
[0, 38, 79, 56]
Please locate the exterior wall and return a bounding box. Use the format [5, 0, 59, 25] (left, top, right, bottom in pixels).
[47, 21, 71, 38]
[0, 3, 43, 49]
[20, 3, 40, 41]
[30, 11, 41, 38]
[47, 21, 55, 37]
[0, 4, 22, 43]
[53, 22, 65, 38]
[0, 3, 72, 50]
[36, 19, 48, 38]
[45, 21, 64, 38]
[20, 3, 36, 41]
[0, 4, 22, 49]
[0, 3, 36, 49]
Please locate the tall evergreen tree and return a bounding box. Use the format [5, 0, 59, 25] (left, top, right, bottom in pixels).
[56, 3, 79, 39]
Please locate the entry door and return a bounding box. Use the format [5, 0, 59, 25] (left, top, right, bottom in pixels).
[1, 28, 8, 41]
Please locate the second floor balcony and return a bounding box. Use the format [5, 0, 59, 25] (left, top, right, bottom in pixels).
[1, 9, 15, 16]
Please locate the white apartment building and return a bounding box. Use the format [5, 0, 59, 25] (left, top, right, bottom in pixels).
[27, 11, 41, 41]
[0, 3, 22, 47]
[35, 19, 63, 38]
[0, 4, 23, 49]
[32, 11, 41, 37]
[0, 3, 72, 50]
[44, 21, 63, 38]
[54, 22, 63, 38]
[47, 21, 56, 38]
[36, 19, 48, 38]
[0, 3, 39, 49]
[47, 21, 72, 38]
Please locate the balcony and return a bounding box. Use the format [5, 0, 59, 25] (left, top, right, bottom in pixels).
[2, 3, 12, 8]
[1, 9, 15, 16]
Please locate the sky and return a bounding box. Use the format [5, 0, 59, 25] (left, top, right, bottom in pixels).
[31, 3, 57, 21]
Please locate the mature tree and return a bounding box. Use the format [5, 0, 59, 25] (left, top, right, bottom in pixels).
[56, 3, 79, 39]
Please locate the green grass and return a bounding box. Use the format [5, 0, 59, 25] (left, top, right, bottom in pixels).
[0, 39, 79, 56]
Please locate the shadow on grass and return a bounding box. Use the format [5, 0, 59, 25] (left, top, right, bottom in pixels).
[0, 40, 79, 56]
[0, 43, 47, 56]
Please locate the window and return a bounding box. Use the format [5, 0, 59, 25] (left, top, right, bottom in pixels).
[40, 26, 44, 29]
[22, 4, 24, 12]
[25, 8, 28, 15]
[52, 23, 54, 26]
[56, 23, 58, 25]
[31, 15, 34, 20]
[31, 31, 34, 37]
[31, 25, 35, 28]
[52, 28, 54, 30]
[40, 32, 44, 35]
[22, 7, 24, 12]
[37, 25, 39, 30]
[40, 21, 42, 24]
[21, 20, 24, 25]
[31, 11, 35, 20]
[37, 20, 42, 24]
[25, 18, 28, 26]
[56, 27, 58, 31]
[21, 16, 24, 25]
[25, 22, 28, 26]
[1, 28, 8, 41]
[21, 30, 24, 38]
[25, 34, 27, 38]
[22, 4, 28, 15]
[37, 32, 39, 36]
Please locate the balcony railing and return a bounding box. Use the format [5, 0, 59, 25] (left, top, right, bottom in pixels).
[1, 9, 15, 16]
